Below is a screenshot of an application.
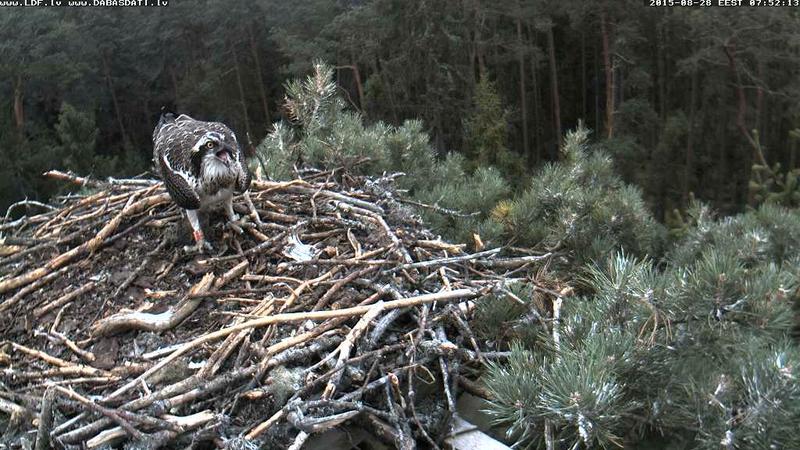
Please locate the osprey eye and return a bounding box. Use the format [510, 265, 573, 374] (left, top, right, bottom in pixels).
[205, 141, 215, 149]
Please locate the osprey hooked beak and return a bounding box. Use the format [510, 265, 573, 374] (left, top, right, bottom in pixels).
[213, 144, 233, 165]
[195, 139, 233, 165]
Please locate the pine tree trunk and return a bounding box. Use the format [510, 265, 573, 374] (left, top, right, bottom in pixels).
[353, 64, 365, 113]
[546, 23, 561, 149]
[581, 29, 587, 120]
[723, 41, 768, 169]
[377, 58, 400, 123]
[717, 115, 728, 207]
[528, 25, 541, 166]
[475, 1, 486, 80]
[516, 14, 529, 160]
[231, 45, 253, 141]
[594, 40, 601, 133]
[657, 24, 666, 122]
[468, 0, 480, 84]
[337, 63, 365, 112]
[683, 70, 697, 207]
[531, 72, 541, 166]
[248, 25, 271, 125]
[601, 9, 614, 139]
[102, 53, 128, 146]
[13, 74, 24, 138]
[755, 58, 765, 150]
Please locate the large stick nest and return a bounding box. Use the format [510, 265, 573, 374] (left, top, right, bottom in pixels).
[0, 170, 550, 449]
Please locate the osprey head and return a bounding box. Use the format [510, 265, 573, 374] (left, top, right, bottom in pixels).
[191, 131, 238, 178]
[193, 132, 234, 164]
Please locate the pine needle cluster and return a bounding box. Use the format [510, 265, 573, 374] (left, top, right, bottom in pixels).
[498, 124, 665, 267]
[257, 64, 665, 259]
[482, 203, 800, 449]
[255, 64, 800, 449]
[748, 129, 800, 208]
[255, 62, 510, 245]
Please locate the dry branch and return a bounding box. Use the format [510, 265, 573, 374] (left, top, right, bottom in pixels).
[0, 398, 30, 429]
[34, 387, 56, 450]
[85, 410, 214, 449]
[33, 281, 96, 318]
[0, 171, 551, 448]
[53, 385, 144, 441]
[91, 273, 214, 336]
[105, 289, 477, 402]
[323, 301, 385, 399]
[0, 192, 169, 295]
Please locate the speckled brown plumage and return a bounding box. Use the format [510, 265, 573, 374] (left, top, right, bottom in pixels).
[152, 114, 250, 210]
[152, 113, 251, 250]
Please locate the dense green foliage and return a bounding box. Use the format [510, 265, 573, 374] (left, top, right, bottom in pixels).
[500, 125, 665, 266]
[3, 4, 800, 448]
[481, 203, 800, 448]
[263, 71, 798, 448]
[260, 63, 661, 262]
[256, 62, 511, 246]
[3, 1, 800, 219]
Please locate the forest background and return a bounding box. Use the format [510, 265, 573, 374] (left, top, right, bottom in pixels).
[4, 3, 800, 448]
[2, 1, 799, 217]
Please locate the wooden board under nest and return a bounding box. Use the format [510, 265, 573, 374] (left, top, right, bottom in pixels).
[0, 170, 550, 449]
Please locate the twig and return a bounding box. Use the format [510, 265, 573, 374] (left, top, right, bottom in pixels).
[8, 343, 104, 376]
[455, 375, 494, 400]
[245, 409, 285, 440]
[34, 281, 96, 318]
[0, 265, 73, 314]
[386, 248, 502, 273]
[313, 266, 378, 310]
[34, 387, 56, 450]
[5, 199, 56, 219]
[366, 308, 404, 350]
[474, 252, 552, 268]
[322, 302, 385, 398]
[34, 330, 95, 364]
[447, 305, 484, 364]
[287, 431, 310, 450]
[0, 192, 170, 295]
[243, 191, 264, 226]
[43, 170, 158, 188]
[333, 201, 412, 263]
[85, 410, 214, 449]
[104, 288, 479, 402]
[252, 179, 385, 214]
[0, 398, 30, 429]
[53, 385, 143, 441]
[396, 197, 479, 218]
[436, 327, 457, 414]
[91, 273, 215, 336]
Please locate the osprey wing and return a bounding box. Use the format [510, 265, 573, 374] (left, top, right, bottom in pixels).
[160, 154, 201, 210]
[236, 160, 252, 193]
[153, 115, 203, 210]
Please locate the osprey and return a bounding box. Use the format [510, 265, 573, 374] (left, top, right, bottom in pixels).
[153, 113, 251, 252]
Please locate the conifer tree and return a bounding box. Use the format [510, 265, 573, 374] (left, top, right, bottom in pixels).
[55, 103, 99, 175]
[482, 201, 800, 449]
[463, 75, 519, 180]
[255, 62, 511, 245]
[496, 123, 664, 267]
